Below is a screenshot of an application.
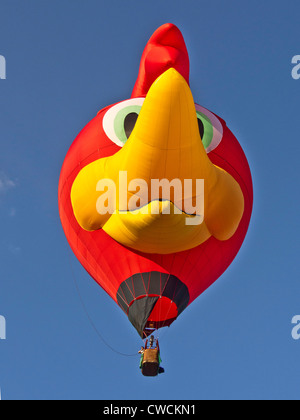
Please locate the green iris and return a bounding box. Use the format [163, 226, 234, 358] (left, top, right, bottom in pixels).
[114, 105, 142, 145]
[196, 111, 214, 150]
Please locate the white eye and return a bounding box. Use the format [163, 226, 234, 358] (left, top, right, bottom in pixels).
[103, 98, 145, 147]
[195, 104, 223, 153]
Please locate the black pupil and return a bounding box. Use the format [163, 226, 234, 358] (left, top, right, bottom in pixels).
[197, 118, 204, 140]
[124, 112, 139, 139]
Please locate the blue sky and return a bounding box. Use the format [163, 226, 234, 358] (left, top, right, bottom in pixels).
[0, 0, 300, 400]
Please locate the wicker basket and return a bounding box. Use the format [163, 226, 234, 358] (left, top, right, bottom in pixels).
[142, 348, 159, 376]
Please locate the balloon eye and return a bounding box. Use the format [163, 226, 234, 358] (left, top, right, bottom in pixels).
[195, 104, 223, 153]
[103, 98, 145, 147]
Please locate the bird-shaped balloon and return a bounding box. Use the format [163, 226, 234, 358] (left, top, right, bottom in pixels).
[58, 23, 253, 338]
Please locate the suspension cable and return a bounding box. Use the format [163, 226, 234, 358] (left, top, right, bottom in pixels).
[67, 249, 137, 357]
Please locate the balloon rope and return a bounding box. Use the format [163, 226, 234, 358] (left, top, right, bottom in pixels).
[67, 249, 137, 358]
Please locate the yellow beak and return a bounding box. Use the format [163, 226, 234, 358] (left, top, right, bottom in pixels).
[71, 69, 244, 254]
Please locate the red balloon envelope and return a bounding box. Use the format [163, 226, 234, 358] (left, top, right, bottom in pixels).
[58, 23, 253, 338]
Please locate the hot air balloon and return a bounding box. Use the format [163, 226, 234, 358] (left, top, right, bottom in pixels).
[58, 24, 253, 369]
